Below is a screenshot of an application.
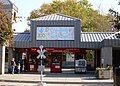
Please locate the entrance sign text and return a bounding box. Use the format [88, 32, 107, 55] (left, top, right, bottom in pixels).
[36, 27, 74, 40]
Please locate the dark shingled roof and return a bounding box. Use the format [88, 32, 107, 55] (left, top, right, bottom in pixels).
[13, 32, 120, 48]
[81, 32, 115, 42]
[13, 33, 30, 48]
[0, 0, 12, 5]
[32, 14, 80, 21]
[0, 0, 18, 11]
[14, 32, 116, 42]
[14, 33, 30, 42]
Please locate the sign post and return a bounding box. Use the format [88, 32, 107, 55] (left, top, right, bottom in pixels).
[37, 45, 46, 86]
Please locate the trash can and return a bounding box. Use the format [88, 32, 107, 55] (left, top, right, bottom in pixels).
[114, 67, 120, 86]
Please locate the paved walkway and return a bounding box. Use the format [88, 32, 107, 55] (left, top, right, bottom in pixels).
[0, 69, 113, 86]
[0, 74, 113, 84]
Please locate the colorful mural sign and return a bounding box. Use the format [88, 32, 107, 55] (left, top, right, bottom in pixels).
[36, 27, 74, 40]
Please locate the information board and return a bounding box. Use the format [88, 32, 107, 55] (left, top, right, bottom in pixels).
[36, 27, 74, 40]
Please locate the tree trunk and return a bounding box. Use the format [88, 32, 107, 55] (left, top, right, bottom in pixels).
[0, 45, 5, 74]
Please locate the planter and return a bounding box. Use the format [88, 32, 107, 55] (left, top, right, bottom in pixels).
[96, 67, 113, 79]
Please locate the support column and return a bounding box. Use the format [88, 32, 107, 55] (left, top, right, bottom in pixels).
[8, 47, 13, 67]
[0, 45, 5, 74]
[101, 47, 112, 67]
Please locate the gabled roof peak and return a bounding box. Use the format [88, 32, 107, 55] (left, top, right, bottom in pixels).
[0, 0, 12, 5]
[0, 0, 18, 11]
[32, 13, 80, 21]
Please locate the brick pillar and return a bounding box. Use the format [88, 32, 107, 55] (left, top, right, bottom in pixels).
[0, 45, 5, 74]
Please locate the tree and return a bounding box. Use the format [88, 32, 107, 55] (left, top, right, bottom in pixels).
[0, 2, 13, 74]
[0, 2, 13, 46]
[28, 0, 111, 32]
[109, 9, 120, 31]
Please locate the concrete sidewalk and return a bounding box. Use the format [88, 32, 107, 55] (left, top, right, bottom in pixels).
[0, 73, 113, 84]
[0, 68, 113, 85]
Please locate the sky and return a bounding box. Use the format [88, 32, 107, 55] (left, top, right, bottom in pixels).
[11, 0, 120, 32]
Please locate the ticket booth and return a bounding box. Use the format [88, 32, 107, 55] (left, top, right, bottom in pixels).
[50, 52, 62, 73]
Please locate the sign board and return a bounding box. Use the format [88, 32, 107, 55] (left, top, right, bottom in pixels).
[37, 49, 46, 59]
[36, 27, 74, 40]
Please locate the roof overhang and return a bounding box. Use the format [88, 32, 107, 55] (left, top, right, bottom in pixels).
[13, 32, 120, 49]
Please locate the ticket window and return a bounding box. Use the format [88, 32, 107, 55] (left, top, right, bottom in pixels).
[51, 52, 62, 73]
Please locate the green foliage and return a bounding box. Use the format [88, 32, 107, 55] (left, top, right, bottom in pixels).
[109, 9, 120, 31]
[28, 0, 111, 32]
[85, 50, 93, 61]
[0, 2, 13, 45]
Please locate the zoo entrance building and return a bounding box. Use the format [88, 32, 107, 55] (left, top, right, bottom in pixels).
[9, 14, 120, 73]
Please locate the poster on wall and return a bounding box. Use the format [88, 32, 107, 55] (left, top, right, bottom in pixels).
[36, 27, 74, 40]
